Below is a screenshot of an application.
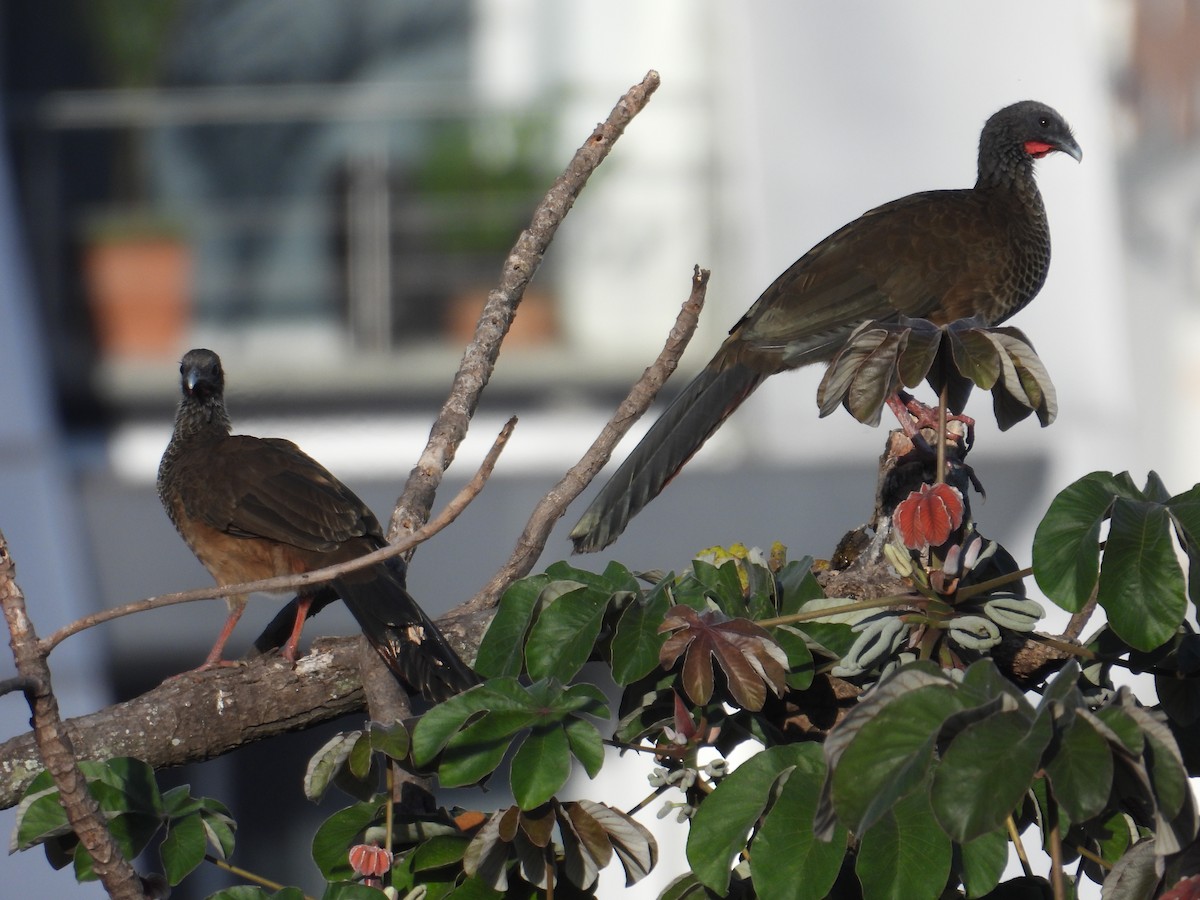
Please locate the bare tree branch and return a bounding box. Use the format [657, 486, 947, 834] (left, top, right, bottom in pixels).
[1, 532, 145, 898]
[464, 266, 710, 614]
[0, 604, 492, 812]
[0, 637, 358, 811]
[388, 69, 662, 549]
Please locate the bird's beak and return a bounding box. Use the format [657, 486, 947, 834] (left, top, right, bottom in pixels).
[1058, 137, 1083, 163]
[184, 367, 201, 392]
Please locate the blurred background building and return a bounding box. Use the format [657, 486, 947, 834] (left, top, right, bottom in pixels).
[1, 1, 1198, 896]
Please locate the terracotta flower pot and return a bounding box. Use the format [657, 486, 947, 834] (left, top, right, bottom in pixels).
[84, 237, 192, 359]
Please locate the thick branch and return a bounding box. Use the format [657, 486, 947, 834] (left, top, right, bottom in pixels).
[1, 532, 145, 897]
[0, 605, 492, 811]
[464, 266, 709, 614]
[388, 69, 661, 547]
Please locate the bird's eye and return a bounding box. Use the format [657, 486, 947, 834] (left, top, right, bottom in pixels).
[1038, 116, 1050, 128]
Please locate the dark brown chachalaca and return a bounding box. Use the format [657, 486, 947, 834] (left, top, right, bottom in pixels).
[157, 348, 477, 702]
[570, 100, 1081, 553]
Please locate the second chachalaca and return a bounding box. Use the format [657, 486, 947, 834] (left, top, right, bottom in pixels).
[157, 348, 477, 702]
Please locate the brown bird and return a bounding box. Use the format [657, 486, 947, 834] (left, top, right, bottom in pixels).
[571, 100, 1081, 553]
[157, 348, 478, 701]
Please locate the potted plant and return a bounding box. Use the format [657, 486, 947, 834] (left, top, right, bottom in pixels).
[78, 0, 190, 359]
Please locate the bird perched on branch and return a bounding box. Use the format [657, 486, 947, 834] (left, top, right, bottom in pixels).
[570, 100, 1081, 553]
[157, 348, 478, 702]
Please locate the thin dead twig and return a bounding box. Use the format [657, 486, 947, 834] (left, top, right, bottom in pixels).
[0, 531, 145, 898]
[388, 69, 662, 550]
[464, 266, 710, 614]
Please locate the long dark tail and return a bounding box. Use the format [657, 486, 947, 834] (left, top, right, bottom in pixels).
[253, 559, 479, 703]
[335, 558, 479, 703]
[570, 359, 766, 553]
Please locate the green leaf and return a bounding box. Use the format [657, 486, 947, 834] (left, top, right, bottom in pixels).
[931, 709, 1051, 843]
[545, 558, 627, 589]
[510, 726, 570, 810]
[1167, 484, 1200, 543]
[90, 758, 163, 816]
[1100, 498, 1187, 651]
[1100, 838, 1159, 900]
[1168, 486, 1200, 607]
[1033, 473, 1119, 611]
[1090, 811, 1134, 881]
[201, 810, 236, 861]
[209, 888, 306, 900]
[856, 787, 951, 900]
[348, 731, 374, 780]
[1091, 707, 1145, 756]
[750, 744, 846, 900]
[105, 811, 163, 863]
[687, 746, 804, 895]
[368, 721, 410, 761]
[947, 327, 1001, 391]
[413, 678, 606, 791]
[1143, 471, 1172, 503]
[161, 785, 203, 818]
[441, 709, 540, 788]
[1044, 715, 1113, 823]
[322, 885, 393, 899]
[1125, 705, 1190, 822]
[563, 717, 605, 779]
[474, 574, 550, 677]
[13, 787, 71, 850]
[690, 559, 749, 616]
[772, 625, 815, 690]
[831, 682, 960, 836]
[304, 731, 363, 803]
[775, 558, 824, 616]
[445, 877, 505, 899]
[658, 872, 714, 899]
[610, 578, 671, 685]
[526, 582, 610, 682]
[161, 813, 207, 886]
[412, 677, 537, 765]
[311, 801, 384, 881]
[73, 843, 96, 883]
[958, 828, 1009, 898]
[412, 834, 471, 870]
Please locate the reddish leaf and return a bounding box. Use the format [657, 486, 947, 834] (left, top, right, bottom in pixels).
[1162, 875, 1200, 900]
[658, 605, 788, 710]
[672, 691, 700, 743]
[894, 483, 965, 550]
[520, 803, 556, 848]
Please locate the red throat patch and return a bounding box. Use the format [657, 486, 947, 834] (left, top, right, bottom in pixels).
[1023, 140, 1055, 158]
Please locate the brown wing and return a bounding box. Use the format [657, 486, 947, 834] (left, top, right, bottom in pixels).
[731, 187, 1022, 365]
[178, 435, 383, 553]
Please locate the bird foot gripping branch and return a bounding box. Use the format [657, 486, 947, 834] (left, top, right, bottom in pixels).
[570, 101, 1079, 554]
